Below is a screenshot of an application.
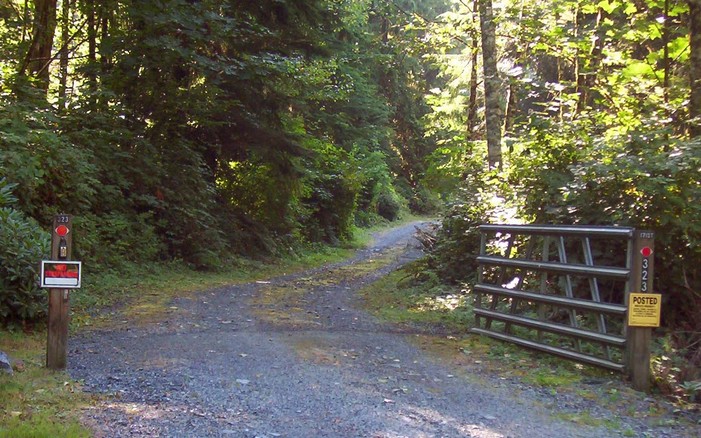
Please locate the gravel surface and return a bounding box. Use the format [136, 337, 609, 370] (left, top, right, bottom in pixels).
[69, 222, 700, 437]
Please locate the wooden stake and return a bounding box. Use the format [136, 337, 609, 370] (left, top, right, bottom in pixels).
[626, 230, 654, 392]
[46, 214, 72, 370]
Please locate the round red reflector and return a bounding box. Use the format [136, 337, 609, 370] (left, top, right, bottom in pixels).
[55, 225, 69, 237]
[641, 247, 653, 257]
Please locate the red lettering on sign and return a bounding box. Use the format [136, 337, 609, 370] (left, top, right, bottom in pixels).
[45, 270, 78, 278]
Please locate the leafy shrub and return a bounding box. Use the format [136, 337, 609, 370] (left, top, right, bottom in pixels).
[73, 212, 164, 272]
[375, 186, 403, 221]
[408, 185, 440, 214]
[300, 139, 361, 244]
[0, 178, 50, 327]
[355, 150, 407, 222]
[0, 99, 98, 221]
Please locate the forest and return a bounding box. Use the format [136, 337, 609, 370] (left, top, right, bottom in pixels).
[0, 0, 699, 394]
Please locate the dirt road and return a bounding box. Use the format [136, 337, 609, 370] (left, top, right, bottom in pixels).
[69, 222, 698, 437]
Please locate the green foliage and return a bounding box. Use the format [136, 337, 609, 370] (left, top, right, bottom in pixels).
[355, 150, 408, 223]
[420, 0, 700, 395]
[422, 203, 482, 285]
[0, 97, 99, 221]
[73, 213, 163, 271]
[0, 0, 445, 324]
[300, 138, 361, 243]
[0, 179, 50, 327]
[406, 184, 441, 215]
[375, 186, 404, 221]
[510, 120, 701, 344]
[0, 330, 92, 436]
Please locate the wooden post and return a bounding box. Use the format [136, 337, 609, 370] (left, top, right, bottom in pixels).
[47, 214, 72, 370]
[626, 230, 654, 392]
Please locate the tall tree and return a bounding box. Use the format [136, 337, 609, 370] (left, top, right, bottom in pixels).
[690, 0, 701, 136]
[478, 0, 502, 169]
[58, 0, 70, 107]
[19, 0, 58, 92]
[466, 0, 480, 139]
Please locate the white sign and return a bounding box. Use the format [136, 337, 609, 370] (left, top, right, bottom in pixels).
[40, 261, 82, 289]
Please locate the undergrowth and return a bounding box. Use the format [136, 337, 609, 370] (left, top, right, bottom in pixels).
[360, 263, 472, 331]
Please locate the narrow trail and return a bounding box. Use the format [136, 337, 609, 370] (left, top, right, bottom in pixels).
[69, 222, 698, 437]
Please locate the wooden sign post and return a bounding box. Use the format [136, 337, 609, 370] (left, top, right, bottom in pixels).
[46, 214, 72, 370]
[625, 230, 656, 392]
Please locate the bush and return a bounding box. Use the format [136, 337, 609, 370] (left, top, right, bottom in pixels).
[375, 186, 403, 221]
[408, 185, 440, 214]
[73, 212, 164, 272]
[0, 178, 50, 327]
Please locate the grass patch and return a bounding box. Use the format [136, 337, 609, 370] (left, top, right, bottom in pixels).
[523, 367, 582, 387]
[251, 244, 408, 327]
[359, 266, 472, 331]
[0, 332, 94, 438]
[552, 411, 626, 431]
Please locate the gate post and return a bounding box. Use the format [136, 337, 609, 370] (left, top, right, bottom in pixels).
[625, 230, 655, 392]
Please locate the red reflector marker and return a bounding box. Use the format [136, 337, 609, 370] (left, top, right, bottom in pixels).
[55, 225, 69, 236]
[641, 247, 653, 257]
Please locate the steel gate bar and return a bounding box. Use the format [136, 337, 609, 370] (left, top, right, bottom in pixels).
[582, 236, 612, 360]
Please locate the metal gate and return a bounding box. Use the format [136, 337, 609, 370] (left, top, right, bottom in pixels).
[471, 224, 654, 382]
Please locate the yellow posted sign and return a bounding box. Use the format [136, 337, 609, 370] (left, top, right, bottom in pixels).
[628, 293, 662, 327]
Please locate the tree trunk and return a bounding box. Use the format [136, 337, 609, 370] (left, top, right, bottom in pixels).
[100, 3, 112, 71]
[58, 0, 70, 108]
[690, 0, 701, 136]
[663, 0, 670, 104]
[478, 0, 502, 169]
[21, 0, 58, 91]
[86, 0, 97, 94]
[466, 0, 480, 140]
[574, 7, 606, 113]
[586, 8, 605, 109]
[503, 81, 516, 134]
[574, 5, 584, 115]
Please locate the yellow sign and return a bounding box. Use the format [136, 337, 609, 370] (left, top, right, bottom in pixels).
[628, 293, 662, 327]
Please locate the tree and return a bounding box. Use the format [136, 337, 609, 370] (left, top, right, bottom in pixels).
[19, 0, 57, 92]
[478, 0, 502, 169]
[690, 0, 701, 136]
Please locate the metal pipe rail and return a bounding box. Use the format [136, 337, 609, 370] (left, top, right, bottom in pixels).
[474, 284, 627, 315]
[474, 308, 626, 347]
[479, 224, 634, 238]
[477, 255, 630, 279]
[471, 328, 625, 372]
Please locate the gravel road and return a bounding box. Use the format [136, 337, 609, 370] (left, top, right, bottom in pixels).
[69, 221, 699, 437]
